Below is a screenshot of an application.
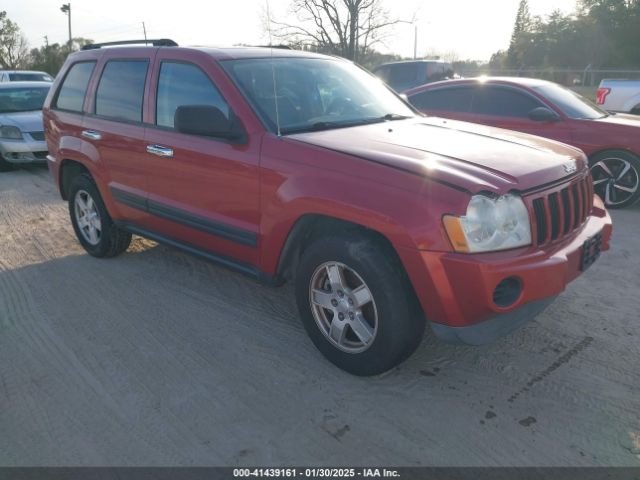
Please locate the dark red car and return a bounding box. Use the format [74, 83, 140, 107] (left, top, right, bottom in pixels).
[406, 77, 640, 208]
[43, 42, 611, 375]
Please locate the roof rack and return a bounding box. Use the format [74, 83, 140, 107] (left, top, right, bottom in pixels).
[82, 39, 178, 50]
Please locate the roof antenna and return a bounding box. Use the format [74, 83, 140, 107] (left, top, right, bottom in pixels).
[265, 0, 282, 137]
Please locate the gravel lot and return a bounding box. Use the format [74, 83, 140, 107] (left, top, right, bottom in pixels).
[0, 166, 639, 467]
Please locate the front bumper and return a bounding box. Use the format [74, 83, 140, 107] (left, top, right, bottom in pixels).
[0, 139, 48, 164]
[419, 195, 612, 345]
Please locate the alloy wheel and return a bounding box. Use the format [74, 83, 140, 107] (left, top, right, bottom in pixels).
[74, 189, 102, 245]
[309, 261, 378, 354]
[590, 157, 639, 206]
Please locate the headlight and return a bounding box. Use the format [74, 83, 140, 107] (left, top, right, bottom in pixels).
[0, 125, 23, 140]
[443, 194, 532, 253]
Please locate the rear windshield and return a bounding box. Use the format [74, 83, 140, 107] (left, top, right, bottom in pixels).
[9, 73, 53, 82]
[0, 86, 50, 113]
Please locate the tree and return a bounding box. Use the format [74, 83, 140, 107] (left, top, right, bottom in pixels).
[269, 0, 404, 62]
[0, 11, 29, 69]
[506, 0, 532, 67]
[28, 37, 93, 75]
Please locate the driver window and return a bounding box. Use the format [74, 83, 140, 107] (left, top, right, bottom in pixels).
[156, 61, 230, 129]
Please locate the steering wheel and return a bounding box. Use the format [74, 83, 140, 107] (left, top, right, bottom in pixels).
[326, 97, 360, 116]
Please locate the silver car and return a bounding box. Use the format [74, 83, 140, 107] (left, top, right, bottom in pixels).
[0, 81, 50, 171]
[0, 70, 54, 82]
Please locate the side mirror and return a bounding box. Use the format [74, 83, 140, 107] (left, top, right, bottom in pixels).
[174, 105, 242, 140]
[528, 107, 560, 122]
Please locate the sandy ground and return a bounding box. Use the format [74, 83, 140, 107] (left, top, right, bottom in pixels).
[0, 166, 639, 467]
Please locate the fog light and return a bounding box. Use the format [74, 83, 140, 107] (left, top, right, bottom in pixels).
[493, 277, 522, 308]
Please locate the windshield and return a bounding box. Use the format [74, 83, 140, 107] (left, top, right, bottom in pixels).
[222, 57, 415, 134]
[9, 73, 53, 82]
[532, 84, 607, 120]
[0, 86, 50, 113]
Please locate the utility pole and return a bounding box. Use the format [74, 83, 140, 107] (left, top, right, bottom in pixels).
[60, 4, 72, 48]
[414, 24, 418, 60]
[142, 22, 147, 43]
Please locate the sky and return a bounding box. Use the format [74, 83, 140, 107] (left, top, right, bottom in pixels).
[4, 0, 577, 61]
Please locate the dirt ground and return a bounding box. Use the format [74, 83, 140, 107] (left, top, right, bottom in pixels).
[0, 166, 638, 467]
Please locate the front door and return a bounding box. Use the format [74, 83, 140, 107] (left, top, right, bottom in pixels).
[142, 53, 261, 268]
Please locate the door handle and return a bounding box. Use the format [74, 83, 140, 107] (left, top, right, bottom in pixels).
[81, 130, 102, 141]
[146, 144, 174, 158]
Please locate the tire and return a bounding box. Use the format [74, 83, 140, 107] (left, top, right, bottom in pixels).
[0, 156, 13, 172]
[68, 173, 132, 257]
[295, 235, 425, 376]
[589, 150, 640, 209]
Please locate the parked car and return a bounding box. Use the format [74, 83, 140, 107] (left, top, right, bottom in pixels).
[43, 41, 611, 375]
[597, 79, 640, 115]
[0, 70, 54, 83]
[406, 77, 640, 208]
[0, 81, 51, 171]
[372, 60, 454, 92]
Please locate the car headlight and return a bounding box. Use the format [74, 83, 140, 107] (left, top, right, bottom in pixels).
[0, 125, 23, 140]
[443, 194, 532, 253]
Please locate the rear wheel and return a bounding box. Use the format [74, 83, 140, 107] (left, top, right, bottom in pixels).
[68, 174, 132, 257]
[589, 150, 640, 209]
[295, 235, 425, 376]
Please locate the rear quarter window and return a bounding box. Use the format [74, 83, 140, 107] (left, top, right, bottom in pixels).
[54, 61, 96, 112]
[95, 60, 149, 122]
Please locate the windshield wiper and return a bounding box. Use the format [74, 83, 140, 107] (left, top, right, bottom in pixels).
[281, 114, 412, 135]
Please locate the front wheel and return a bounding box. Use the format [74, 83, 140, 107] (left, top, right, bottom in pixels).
[295, 235, 425, 376]
[589, 150, 640, 209]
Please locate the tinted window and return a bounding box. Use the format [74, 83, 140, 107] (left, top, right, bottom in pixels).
[55, 61, 95, 112]
[95, 60, 148, 122]
[533, 84, 606, 120]
[9, 73, 53, 82]
[471, 86, 542, 117]
[156, 62, 229, 128]
[387, 63, 419, 90]
[409, 87, 473, 112]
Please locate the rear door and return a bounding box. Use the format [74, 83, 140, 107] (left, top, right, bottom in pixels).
[82, 49, 155, 226]
[142, 50, 261, 268]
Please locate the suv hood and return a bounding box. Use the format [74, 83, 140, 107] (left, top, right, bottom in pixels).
[0, 111, 44, 133]
[289, 117, 587, 194]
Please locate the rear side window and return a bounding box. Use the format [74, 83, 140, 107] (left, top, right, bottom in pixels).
[55, 61, 96, 112]
[471, 86, 542, 117]
[156, 62, 229, 129]
[95, 60, 149, 122]
[409, 87, 473, 112]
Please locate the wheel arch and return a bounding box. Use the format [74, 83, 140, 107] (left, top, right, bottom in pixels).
[587, 147, 640, 164]
[59, 159, 92, 200]
[276, 214, 409, 285]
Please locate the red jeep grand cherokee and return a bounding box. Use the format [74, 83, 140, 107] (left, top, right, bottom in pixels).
[43, 40, 612, 375]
